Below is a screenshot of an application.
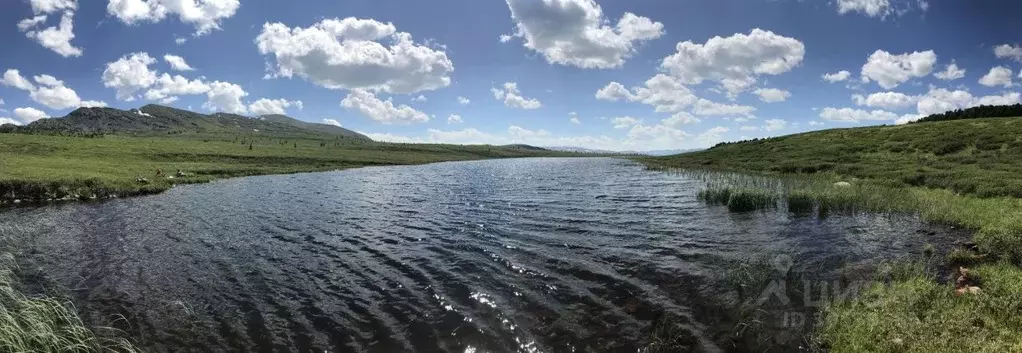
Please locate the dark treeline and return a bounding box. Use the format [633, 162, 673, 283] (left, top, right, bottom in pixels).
[914, 104, 1022, 123]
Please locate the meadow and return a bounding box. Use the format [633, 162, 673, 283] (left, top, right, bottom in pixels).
[0, 132, 581, 204]
[642, 115, 1022, 352]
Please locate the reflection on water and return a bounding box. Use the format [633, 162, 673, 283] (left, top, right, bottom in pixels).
[0, 158, 962, 352]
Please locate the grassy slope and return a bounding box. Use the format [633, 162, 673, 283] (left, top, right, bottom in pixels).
[643, 117, 1022, 352]
[0, 133, 584, 203]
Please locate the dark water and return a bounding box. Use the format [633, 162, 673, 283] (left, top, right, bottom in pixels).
[0, 158, 963, 352]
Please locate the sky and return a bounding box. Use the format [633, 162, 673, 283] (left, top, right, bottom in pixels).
[1, 0, 1022, 151]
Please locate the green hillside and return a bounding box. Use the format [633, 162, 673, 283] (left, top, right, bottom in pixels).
[643, 114, 1022, 352]
[648, 115, 1022, 198]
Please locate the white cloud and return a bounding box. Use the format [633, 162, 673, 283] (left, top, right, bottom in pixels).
[763, 118, 788, 131]
[697, 126, 729, 144]
[0, 118, 21, 126]
[102, 52, 159, 101]
[256, 17, 454, 94]
[447, 114, 463, 124]
[29, 75, 81, 110]
[596, 75, 698, 113]
[978, 66, 1014, 88]
[503, 0, 664, 69]
[822, 70, 852, 83]
[144, 73, 210, 102]
[570, 117, 581, 125]
[860, 50, 936, 89]
[27, 0, 77, 14]
[819, 107, 899, 123]
[611, 116, 642, 129]
[626, 123, 690, 148]
[248, 98, 303, 115]
[934, 62, 965, 80]
[203, 81, 248, 114]
[13, 107, 49, 124]
[79, 100, 107, 108]
[994, 44, 1022, 62]
[341, 89, 429, 124]
[851, 91, 918, 109]
[740, 125, 759, 132]
[660, 28, 805, 96]
[808, 120, 824, 126]
[411, 95, 427, 102]
[662, 112, 700, 126]
[2, 70, 37, 91]
[20, 11, 82, 58]
[753, 88, 790, 103]
[175, 37, 187, 45]
[106, 0, 240, 36]
[18, 16, 47, 31]
[492, 82, 542, 109]
[692, 99, 756, 116]
[915, 87, 1022, 116]
[457, 96, 471, 105]
[498, 34, 512, 43]
[322, 119, 341, 127]
[163, 54, 195, 71]
[836, 0, 891, 18]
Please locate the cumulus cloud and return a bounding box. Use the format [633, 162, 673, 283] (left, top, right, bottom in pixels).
[2, 70, 37, 91]
[978, 66, 1014, 88]
[662, 112, 700, 126]
[411, 95, 427, 102]
[457, 96, 470, 105]
[819, 107, 900, 123]
[503, 0, 664, 69]
[164, 54, 195, 71]
[851, 91, 918, 109]
[809, 121, 825, 126]
[491, 82, 542, 109]
[0, 118, 21, 126]
[447, 114, 463, 124]
[660, 29, 805, 96]
[934, 61, 965, 80]
[692, 99, 756, 116]
[341, 89, 429, 124]
[763, 119, 788, 131]
[822, 70, 852, 83]
[29, 74, 81, 110]
[144, 73, 209, 102]
[102, 52, 159, 101]
[14, 107, 49, 124]
[611, 116, 642, 129]
[916, 87, 1021, 116]
[203, 81, 248, 114]
[753, 88, 790, 103]
[248, 98, 303, 115]
[994, 44, 1022, 62]
[862, 49, 936, 89]
[860, 50, 936, 89]
[697, 126, 729, 144]
[596, 75, 698, 113]
[836, 0, 892, 18]
[322, 119, 341, 127]
[256, 17, 454, 94]
[106, 0, 240, 36]
[17, 0, 82, 57]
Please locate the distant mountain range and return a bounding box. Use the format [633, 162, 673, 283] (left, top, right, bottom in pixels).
[545, 146, 700, 156]
[2, 104, 371, 141]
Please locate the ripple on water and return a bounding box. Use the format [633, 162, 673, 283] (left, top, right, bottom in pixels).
[0, 158, 967, 353]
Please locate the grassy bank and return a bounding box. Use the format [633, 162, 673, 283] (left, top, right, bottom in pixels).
[0, 133, 584, 203]
[641, 116, 1022, 352]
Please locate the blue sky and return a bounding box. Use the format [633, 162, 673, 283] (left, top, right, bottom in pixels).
[1, 0, 1021, 151]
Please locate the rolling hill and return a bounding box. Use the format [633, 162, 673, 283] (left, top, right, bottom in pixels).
[5, 104, 371, 141]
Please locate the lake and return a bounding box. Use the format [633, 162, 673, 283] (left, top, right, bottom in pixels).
[0, 158, 962, 352]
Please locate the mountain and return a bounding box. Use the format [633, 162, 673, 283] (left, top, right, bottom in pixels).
[258, 114, 369, 140]
[17, 105, 372, 141]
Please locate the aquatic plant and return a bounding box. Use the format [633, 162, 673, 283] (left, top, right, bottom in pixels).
[0, 254, 139, 353]
[785, 190, 815, 213]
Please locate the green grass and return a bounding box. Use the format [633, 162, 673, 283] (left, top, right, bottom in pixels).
[0, 253, 138, 353]
[0, 133, 586, 203]
[640, 116, 1022, 352]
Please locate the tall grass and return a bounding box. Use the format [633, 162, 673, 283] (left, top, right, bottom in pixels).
[0, 254, 139, 353]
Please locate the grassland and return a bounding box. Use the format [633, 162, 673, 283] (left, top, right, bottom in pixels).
[0, 132, 584, 204]
[642, 116, 1022, 352]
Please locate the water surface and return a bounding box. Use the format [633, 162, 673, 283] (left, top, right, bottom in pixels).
[0, 158, 961, 352]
